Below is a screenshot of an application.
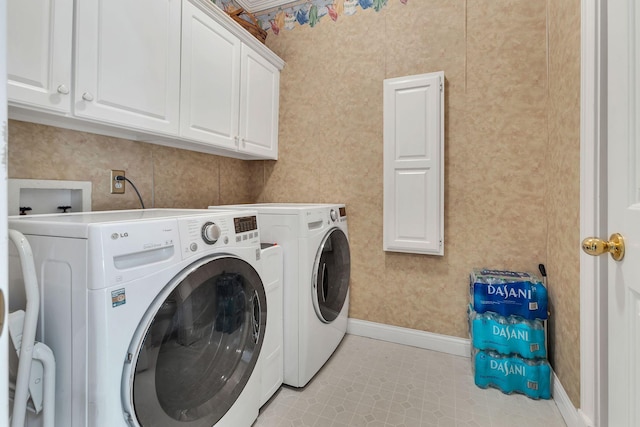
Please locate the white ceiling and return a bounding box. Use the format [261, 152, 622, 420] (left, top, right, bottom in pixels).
[234, 0, 299, 13]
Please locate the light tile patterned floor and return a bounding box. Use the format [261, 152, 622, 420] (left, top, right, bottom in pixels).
[254, 334, 566, 427]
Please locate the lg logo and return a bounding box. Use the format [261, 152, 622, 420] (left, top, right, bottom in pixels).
[111, 232, 129, 240]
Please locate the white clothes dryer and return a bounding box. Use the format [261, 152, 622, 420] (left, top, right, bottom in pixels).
[209, 204, 350, 388]
[8, 209, 268, 427]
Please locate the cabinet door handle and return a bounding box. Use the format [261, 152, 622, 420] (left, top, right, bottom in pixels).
[57, 84, 70, 95]
[82, 92, 94, 102]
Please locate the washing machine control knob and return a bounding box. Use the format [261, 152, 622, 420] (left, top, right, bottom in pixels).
[330, 209, 338, 222]
[201, 222, 221, 244]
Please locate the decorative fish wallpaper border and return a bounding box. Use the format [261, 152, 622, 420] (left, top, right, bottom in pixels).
[212, 0, 408, 34]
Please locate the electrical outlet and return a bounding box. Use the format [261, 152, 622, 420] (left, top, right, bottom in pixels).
[111, 170, 125, 194]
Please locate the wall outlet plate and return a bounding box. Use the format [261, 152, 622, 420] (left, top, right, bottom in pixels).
[111, 170, 125, 194]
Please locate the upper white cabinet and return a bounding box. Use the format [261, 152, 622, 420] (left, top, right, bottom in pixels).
[239, 44, 279, 159]
[180, 1, 279, 159]
[383, 72, 444, 256]
[7, 0, 74, 113]
[180, 1, 241, 151]
[74, 0, 182, 135]
[6, 0, 283, 160]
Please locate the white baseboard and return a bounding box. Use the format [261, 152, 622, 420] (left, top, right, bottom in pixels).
[346, 318, 470, 357]
[346, 318, 586, 427]
[552, 371, 590, 427]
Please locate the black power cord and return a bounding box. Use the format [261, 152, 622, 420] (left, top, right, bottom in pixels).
[115, 175, 145, 209]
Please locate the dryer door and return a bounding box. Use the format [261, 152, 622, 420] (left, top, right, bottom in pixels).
[122, 255, 266, 427]
[312, 228, 351, 323]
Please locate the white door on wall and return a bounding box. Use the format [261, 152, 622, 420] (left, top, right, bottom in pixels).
[603, 1, 640, 425]
[382, 72, 444, 256]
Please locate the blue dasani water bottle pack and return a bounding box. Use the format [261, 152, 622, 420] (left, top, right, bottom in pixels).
[468, 268, 551, 399]
[470, 269, 548, 320]
[472, 349, 551, 399]
[468, 307, 547, 359]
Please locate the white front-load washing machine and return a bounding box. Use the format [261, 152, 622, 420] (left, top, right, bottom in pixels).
[257, 243, 283, 406]
[8, 209, 269, 427]
[209, 204, 350, 388]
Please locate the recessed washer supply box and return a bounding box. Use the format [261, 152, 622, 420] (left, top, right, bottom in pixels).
[8, 178, 92, 215]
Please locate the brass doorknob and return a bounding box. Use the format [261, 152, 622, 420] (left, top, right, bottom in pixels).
[581, 233, 625, 261]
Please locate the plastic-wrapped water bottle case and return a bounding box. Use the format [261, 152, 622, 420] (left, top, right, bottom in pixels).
[470, 269, 548, 320]
[472, 349, 552, 399]
[468, 269, 551, 399]
[469, 306, 547, 359]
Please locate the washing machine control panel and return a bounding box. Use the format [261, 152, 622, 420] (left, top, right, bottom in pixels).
[201, 221, 222, 244]
[338, 206, 347, 223]
[234, 215, 258, 233]
[179, 216, 230, 257]
[328, 206, 347, 224]
[232, 215, 259, 244]
[177, 213, 260, 260]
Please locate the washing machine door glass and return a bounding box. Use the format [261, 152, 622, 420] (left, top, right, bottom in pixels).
[312, 228, 350, 323]
[125, 256, 266, 427]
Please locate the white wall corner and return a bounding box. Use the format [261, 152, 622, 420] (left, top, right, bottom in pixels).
[347, 318, 587, 427]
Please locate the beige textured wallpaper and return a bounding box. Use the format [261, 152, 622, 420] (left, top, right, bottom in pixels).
[546, 0, 581, 407]
[8, 120, 257, 210]
[264, 0, 580, 406]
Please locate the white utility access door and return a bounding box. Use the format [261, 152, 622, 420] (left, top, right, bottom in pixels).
[383, 72, 444, 255]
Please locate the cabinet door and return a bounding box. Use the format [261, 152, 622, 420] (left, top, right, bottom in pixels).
[238, 44, 279, 159]
[75, 0, 181, 134]
[180, 0, 241, 151]
[7, 0, 73, 113]
[383, 72, 444, 255]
